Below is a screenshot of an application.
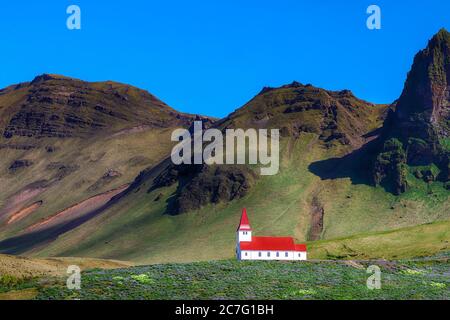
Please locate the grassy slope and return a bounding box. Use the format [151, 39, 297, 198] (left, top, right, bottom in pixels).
[0, 254, 132, 279]
[309, 219, 450, 260]
[0, 128, 177, 240]
[36, 134, 450, 264]
[0, 253, 132, 300]
[0, 76, 200, 241]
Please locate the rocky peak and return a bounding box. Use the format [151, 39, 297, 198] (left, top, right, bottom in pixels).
[221, 82, 385, 148]
[30, 74, 72, 85]
[395, 28, 450, 133]
[372, 29, 450, 194]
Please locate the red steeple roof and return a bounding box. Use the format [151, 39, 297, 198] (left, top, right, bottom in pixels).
[237, 208, 251, 231]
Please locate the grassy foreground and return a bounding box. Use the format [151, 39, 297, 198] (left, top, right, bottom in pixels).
[2, 254, 449, 300]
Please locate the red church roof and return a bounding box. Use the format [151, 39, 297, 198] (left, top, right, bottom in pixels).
[237, 208, 251, 231]
[237, 208, 307, 252]
[240, 236, 307, 252]
[295, 244, 307, 252]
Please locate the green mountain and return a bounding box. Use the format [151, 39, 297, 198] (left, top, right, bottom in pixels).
[0, 31, 449, 264]
[147, 81, 387, 216]
[0, 74, 208, 251]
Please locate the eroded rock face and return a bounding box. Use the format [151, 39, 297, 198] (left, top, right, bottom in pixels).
[373, 29, 450, 193]
[3, 80, 106, 138]
[151, 163, 257, 215]
[395, 29, 450, 136]
[220, 81, 383, 148]
[176, 165, 256, 215]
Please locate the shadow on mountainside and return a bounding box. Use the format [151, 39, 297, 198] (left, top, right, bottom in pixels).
[308, 135, 382, 188]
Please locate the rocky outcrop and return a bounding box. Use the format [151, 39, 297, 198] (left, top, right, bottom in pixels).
[395, 29, 450, 136]
[219, 81, 385, 148]
[151, 163, 256, 215]
[373, 139, 408, 195]
[373, 29, 450, 193]
[176, 165, 256, 214]
[8, 159, 33, 172]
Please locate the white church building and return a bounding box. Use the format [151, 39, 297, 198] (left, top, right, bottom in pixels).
[236, 208, 307, 261]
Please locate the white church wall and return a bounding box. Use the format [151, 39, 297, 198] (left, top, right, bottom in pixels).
[293, 252, 307, 261]
[237, 230, 252, 242]
[239, 250, 307, 261]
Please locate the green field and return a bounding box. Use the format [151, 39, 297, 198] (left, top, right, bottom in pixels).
[2, 254, 449, 300]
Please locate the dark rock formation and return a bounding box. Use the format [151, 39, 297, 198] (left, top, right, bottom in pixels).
[373, 139, 408, 195]
[8, 159, 33, 172]
[151, 163, 256, 215]
[176, 165, 256, 215]
[373, 29, 450, 193]
[395, 29, 450, 136]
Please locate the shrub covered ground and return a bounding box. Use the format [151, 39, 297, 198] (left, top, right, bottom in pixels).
[2, 253, 448, 300]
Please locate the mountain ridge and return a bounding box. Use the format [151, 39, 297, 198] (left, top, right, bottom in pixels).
[0, 30, 448, 264]
[0, 73, 212, 140]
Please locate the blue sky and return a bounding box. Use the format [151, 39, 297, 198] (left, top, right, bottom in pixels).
[0, 1, 449, 118]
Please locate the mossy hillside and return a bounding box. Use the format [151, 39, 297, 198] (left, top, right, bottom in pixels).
[373, 138, 408, 195]
[309, 219, 450, 260]
[373, 137, 449, 195]
[34, 134, 449, 264]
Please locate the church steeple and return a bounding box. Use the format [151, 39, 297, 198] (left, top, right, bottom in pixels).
[236, 208, 252, 242]
[237, 208, 251, 231]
